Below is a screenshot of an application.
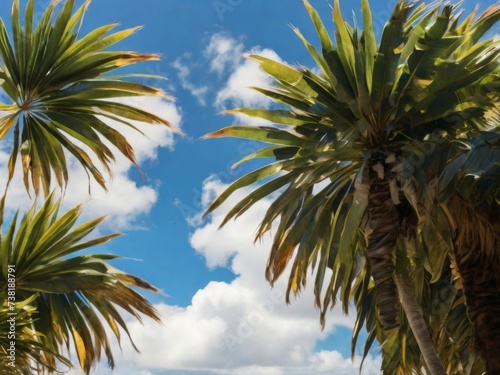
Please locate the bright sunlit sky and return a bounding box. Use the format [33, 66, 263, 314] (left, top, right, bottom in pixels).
[0, 0, 497, 374]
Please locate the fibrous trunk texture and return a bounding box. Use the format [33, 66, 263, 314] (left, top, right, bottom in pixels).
[366, 169, 400, 330]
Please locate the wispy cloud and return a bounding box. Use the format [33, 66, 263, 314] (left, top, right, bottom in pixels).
[205, 33, 282, 126]
[204, 33, 244, 75]
[214, 48, 281, 114]
[167, 31, 284, 126]
[171, 53, 210, 106]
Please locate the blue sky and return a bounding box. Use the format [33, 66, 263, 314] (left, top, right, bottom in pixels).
[0, 0, 497, 374]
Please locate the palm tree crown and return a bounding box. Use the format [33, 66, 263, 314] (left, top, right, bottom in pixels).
[0, 0, 180, 201]
[205, 0, 499, 373]
[0, 195, 161, 374]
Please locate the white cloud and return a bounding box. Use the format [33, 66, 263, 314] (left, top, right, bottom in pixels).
[204, 33, 244, 75]
[213, 46, 283, 127]
[169, 31, 285, 126]
[0, 96, 182, 232]
[215, 48, 281, 111]
[73, 176, 380, 375]
[171, 53, 209, 106]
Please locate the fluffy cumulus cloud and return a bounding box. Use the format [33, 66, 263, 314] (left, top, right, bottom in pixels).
[72, 177, 381, 375]
[0, 96, 182, 231]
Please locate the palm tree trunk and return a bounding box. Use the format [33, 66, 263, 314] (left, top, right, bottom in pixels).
[394, 273, 447, 375]
[366, 172, 400, 330]
[450, 196, 500, 374]
[366, 168, 446, 375]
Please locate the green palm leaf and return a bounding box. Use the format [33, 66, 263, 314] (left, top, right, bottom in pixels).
[0, 0, 181, 203]
[0, 195, 161, 374]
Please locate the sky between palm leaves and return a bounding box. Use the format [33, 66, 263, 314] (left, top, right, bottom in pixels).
[0, 0, 497, 374]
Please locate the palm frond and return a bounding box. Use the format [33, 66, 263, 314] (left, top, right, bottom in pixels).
[0, 195, 161, 374]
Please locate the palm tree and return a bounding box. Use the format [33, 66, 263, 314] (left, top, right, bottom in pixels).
[0, 195, 161, 374]
[204, 0, 499, 373]
[0, 0, 180, 221]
